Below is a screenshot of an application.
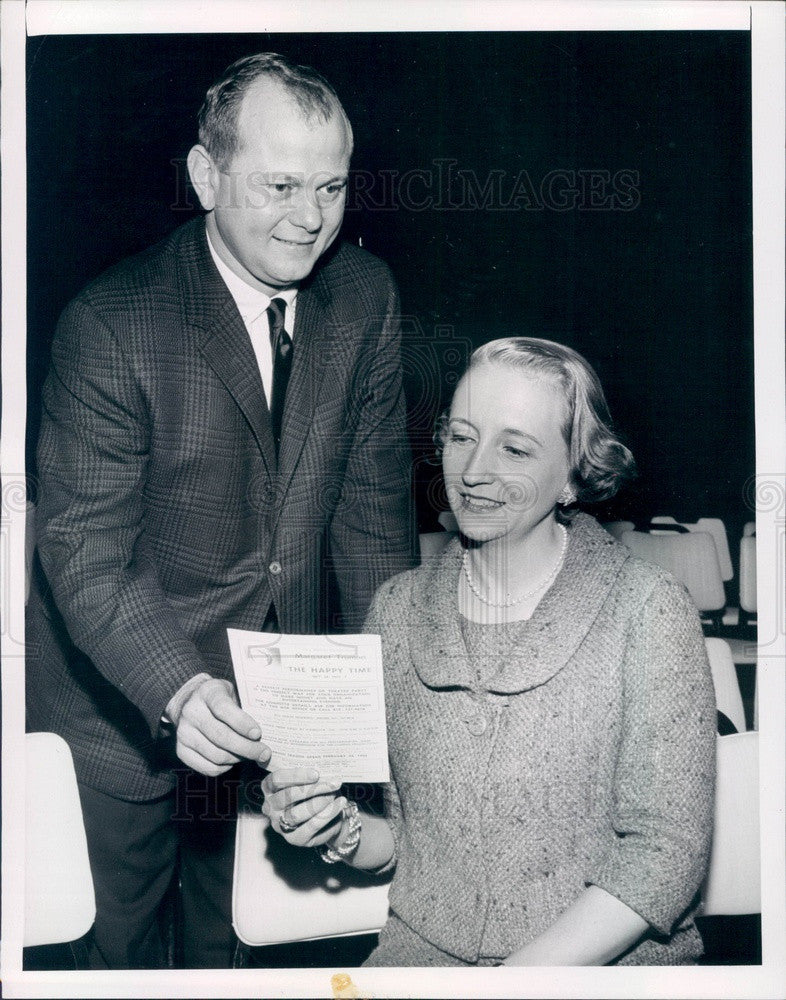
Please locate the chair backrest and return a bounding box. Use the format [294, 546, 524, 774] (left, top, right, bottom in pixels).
[601, 520, 635, 542]
[620, 529, 726, 612]
[418, 530, 456, 562]
[650, 516, 733, 582]
[739, 535, 757, 614]
[233, 801, 388, 946]
[24, 732, 96, 947]
[704, 638, 746, 734]
[701, 731, 760, 915]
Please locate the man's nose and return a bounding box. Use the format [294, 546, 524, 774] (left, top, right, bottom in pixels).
[288, 188, 322, 233]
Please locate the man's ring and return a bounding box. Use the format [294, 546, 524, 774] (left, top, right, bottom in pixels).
[278, 815, 298, 835]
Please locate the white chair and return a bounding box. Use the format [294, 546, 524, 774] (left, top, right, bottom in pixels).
[739, 534, 757, 619]
[701, 731, 760, 915]
[620, 528, 726, 624]
[650, 516, 733, 582]
[24, 732, 95, 948]
[705, 638, 746, 734]
[232, 798, 388, 946]
[739, 528, 759, 728]
[728, 529, 757, 667]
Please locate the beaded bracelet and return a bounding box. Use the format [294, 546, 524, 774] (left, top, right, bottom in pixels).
[319, 800, 361, 864]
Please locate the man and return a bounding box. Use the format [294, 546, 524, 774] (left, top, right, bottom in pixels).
[26, 52, 414, 969]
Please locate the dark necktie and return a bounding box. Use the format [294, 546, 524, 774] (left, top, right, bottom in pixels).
[267, 297, 292, 455]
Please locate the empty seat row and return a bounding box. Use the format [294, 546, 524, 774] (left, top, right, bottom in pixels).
[604, 517, 757, 635]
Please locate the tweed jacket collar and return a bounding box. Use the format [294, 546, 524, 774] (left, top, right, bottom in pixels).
[410, 513, 632, 694]
[177, 217, 337, 486]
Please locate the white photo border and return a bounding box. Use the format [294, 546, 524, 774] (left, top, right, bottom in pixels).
[2, 2, 783, 997]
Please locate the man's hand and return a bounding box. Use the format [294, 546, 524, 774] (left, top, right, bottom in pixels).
[169, 677, 271, 777]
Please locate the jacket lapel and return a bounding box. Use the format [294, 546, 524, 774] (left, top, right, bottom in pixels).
[198, 302, 278, 471]
[410, 514, 631, 694]
[484, 516, 631, 693]
[178, 220, 277, 475]
[273, 273, 333, 500]
[409, 540, 477, 690]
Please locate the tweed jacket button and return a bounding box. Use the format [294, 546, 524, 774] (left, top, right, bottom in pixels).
[268, 561, 282, 575]
[466, 714, 487, 736]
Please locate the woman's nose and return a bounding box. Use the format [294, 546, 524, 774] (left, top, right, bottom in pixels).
[460, 443, 494, 485]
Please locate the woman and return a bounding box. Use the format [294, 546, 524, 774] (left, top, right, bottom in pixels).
[261, 337, 716, 966]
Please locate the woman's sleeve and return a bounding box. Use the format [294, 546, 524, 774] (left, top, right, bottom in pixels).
[586, 574, 717, 936]
[362, 578, 405, 876]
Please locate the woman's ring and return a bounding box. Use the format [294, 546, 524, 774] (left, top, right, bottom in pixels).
[278, 815, 298, 834]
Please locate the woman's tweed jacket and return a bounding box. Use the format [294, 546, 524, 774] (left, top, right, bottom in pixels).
[365, 513, 716, 965]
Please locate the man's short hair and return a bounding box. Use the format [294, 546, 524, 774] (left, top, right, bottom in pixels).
[198, 52, 352, 169]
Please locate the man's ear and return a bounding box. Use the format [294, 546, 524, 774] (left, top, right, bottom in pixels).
[187, 144, 219, 212]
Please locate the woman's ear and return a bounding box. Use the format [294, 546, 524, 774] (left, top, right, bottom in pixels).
[187, 144, 219, 212]
[557, 484, 577, 506]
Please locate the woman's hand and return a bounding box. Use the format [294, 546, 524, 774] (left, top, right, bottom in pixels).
[261, 768, 346, 848]
[262, 768, 398, 871]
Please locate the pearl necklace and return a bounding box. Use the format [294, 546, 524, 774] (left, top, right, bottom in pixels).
[462, 523, 569, 608]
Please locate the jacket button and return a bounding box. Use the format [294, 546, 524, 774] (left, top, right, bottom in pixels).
[269, 561, 282, 575]
[466, 714, 487, 736]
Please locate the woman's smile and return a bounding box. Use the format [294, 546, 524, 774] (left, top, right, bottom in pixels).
[458, 491, 505, 513]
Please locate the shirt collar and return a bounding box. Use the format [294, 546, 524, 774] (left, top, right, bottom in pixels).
[206, 228, 298, 324]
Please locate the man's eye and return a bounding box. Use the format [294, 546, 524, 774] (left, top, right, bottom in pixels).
[503, 445, 529, 458]
[269, 183, 295, 195]
[317, 182, 347, 204]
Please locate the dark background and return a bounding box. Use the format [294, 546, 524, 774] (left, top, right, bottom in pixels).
[26, 31, 753, 543]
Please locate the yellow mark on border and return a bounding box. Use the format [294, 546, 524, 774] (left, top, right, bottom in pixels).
[331, 971, 366, 998]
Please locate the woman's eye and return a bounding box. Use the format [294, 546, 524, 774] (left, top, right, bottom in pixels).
[449, 433, 473, 446]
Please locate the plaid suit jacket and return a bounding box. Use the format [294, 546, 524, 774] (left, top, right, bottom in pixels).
[26, 217, 415, 800]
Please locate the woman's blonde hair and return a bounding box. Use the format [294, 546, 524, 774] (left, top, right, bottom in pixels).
[452, 336, 637, 504]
